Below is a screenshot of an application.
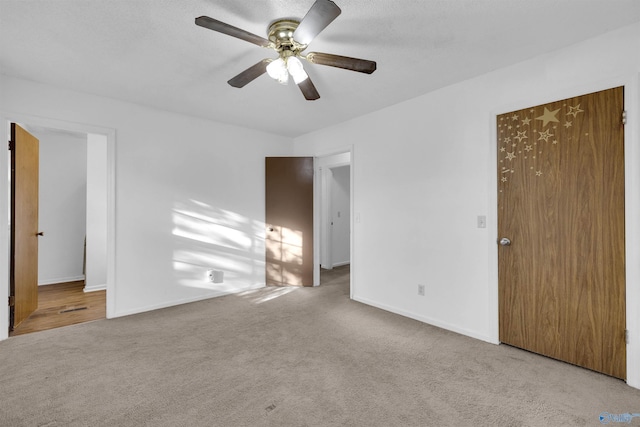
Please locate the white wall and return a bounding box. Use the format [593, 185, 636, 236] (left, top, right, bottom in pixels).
[85, 133, 108, 292]
[33, 129, 87, 285]
[330, 165, 350, 267]
[293, 22, 640, 389]
[0, 75, 293, 339]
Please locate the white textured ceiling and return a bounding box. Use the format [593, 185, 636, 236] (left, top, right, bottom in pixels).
[2, 0, 640, 137]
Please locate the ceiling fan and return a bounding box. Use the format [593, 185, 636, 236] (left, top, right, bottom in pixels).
[195, 0, 377, 100]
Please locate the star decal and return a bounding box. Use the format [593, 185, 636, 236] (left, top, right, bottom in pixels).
[513, 131, 528, 143]
[506, 152, 516, 161]
[566, 104, 584, 118]
[536, 171, 543, 176]
[512, 114, 519, 121]
[521, 117, 531, 126]
[538, 129, 553, 142]
[524, 145, 533, 152]
[503, 136, 511, 144]
[500, 147, 506, 152]
[535, 107, 561, 127]
[501, 177, 508, 182]
[564, 121, 572, 128]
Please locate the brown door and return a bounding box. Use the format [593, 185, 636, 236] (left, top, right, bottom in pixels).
[265, 157, 314, 286]
[498, 87, 626, 379]
[10, 124, 40, 330]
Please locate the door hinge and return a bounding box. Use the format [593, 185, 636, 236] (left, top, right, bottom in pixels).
[8, 140, 12, 150]
[8, 295, 15, 307]
[625, 329, 630, 344]
[622, 110, 627, 125]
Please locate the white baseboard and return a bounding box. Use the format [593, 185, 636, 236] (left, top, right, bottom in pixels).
[352, 294, 498, 345]
[332, 261, 350, 268]
[112, 283, 266, 318]
[38, 275, 85, 286]
[84, 284, 106, 293]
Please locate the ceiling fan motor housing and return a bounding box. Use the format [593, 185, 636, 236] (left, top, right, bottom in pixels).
[268, 20, 305, 57]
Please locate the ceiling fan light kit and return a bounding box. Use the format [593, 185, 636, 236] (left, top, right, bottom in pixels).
[195, 0, 376, 100]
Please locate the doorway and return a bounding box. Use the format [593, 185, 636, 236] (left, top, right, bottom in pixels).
[265, 152, 353, 291]
[10, 125, 108, 336]
[3, 115, 114, 339]
[317, 152, 352, 291]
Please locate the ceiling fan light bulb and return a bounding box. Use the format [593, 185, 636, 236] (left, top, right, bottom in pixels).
[287, 57, 308, 84]
[291, 70, 308, 84]
[266, 58, 289, 85]
[266, 58, 285, 78]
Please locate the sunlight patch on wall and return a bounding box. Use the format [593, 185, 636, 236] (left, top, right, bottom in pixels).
[172, 199, 266, 292]
[172, 260, 244, 292]
[266, 224, 304, 286]
[173, 209, 252, 251]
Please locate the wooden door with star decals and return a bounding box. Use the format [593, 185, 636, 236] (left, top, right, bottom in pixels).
[497, 87, 626, 379]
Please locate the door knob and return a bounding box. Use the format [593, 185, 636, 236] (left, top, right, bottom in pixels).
[36, 231, 44, 236]
[499, 237, 511, 246]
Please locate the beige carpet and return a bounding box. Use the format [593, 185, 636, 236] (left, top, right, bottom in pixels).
[1, 265, 639, 426]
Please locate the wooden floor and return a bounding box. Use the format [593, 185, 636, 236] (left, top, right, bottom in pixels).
[10, 281, 106, 337]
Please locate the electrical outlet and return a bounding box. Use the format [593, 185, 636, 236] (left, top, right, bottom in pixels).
[207, 269, 224, 283]
[418, 284, 425, 296]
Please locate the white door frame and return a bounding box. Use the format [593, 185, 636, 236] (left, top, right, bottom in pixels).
[0, 112, 116, 340]
[313, 149, 352, 289]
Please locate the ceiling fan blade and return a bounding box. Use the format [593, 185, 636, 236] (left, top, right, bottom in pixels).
[306, 52, 376, 74]
[227, 60, 270, 88]
[195, 16, 271, 48]
[297, 77, 320, 101]
[293, 0, 341, 46]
